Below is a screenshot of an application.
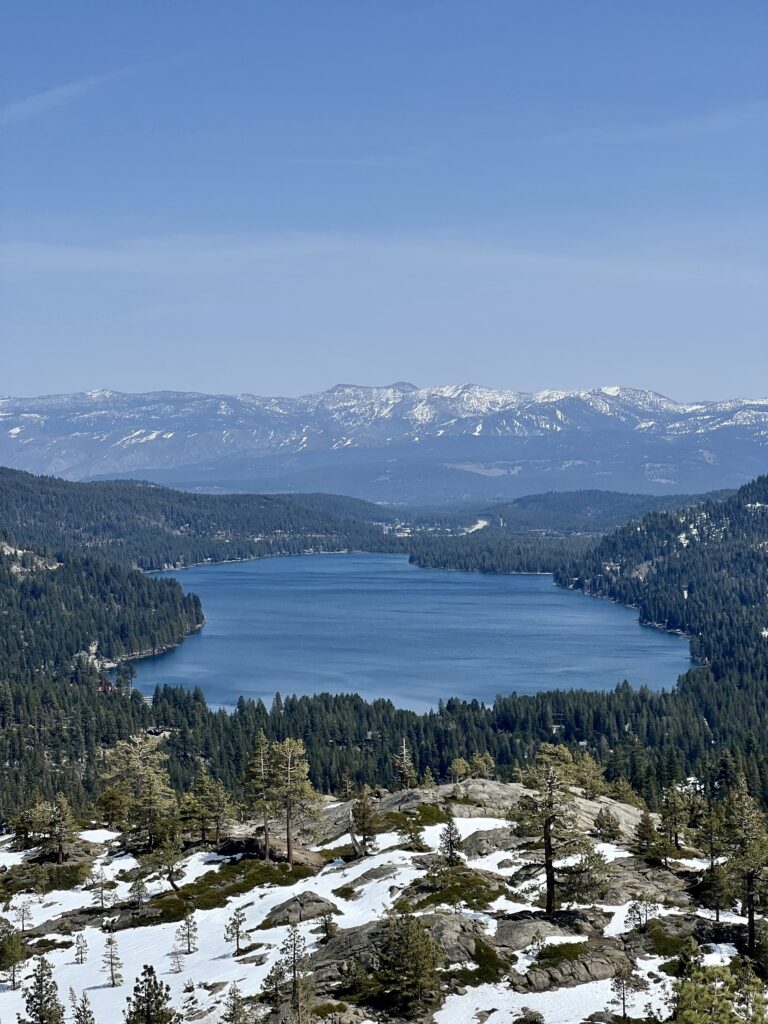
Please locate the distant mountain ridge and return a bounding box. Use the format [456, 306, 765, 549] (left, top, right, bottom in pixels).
[2, 383, 767, 502]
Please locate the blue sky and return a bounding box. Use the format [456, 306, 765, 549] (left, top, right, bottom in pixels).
[1, 0, 766, 399]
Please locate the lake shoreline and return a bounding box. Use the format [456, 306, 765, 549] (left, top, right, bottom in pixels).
[128, 553, 693, 711]
[145, 548, 696, 657]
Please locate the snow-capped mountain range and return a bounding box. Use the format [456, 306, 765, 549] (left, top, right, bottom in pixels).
[2, 383, 768, 502]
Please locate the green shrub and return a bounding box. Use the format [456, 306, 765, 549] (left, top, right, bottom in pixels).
[312, 1003, 349, 1017]
[319, 844, 355, 863]
[535, 942, 587, 968]
[416, 804, 451, 826]
[454, 939, 507, 984]
[28, 938, 74, 953]
[127, 859, 312, 928]
[414, 867, 501, 912]
[332, 885, 357, 900]
[646, 920, 689, 957]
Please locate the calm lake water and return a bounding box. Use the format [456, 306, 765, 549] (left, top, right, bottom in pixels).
[131, 553, 691, 712]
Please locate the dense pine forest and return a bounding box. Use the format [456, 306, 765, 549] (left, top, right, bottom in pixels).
[0, 543, 203, 677]
[474, 489, 722, 534]
[0, 467, 403, 569]
[2, 465, 768, 826]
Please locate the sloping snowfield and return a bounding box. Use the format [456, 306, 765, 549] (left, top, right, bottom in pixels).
[0, 816, 721, 1022]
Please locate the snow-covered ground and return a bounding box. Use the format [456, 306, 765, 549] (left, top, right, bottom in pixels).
[0, 817, 514, 1020]
[436, 965, 671, 1024]
[461, 518, 489, 535]
[0, 811, 727, 1023]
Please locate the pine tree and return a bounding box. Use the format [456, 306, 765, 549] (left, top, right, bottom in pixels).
[393, 739, 418, 789]
[0, 924, 26, 989]
[74, 933, 88, 965]
[512, 761, 587, 914]
[262, 960, 287, 1014]
[143, 836, 183, 893]
[15, 898, 33, 933]
[450, 757, 470, 783]
[271, 738, 319, 866]
[699, 861, 733, 924]
[676, 936, 703, 980]
[263, 925, 313, 1024]
[469, 751, 495, 779]
[48, 793, 78, 864]
[102, 933, 123, 987]
[124, 964, 179, 1024]
[180, 771, 208, 844]
[421, 766, 437, 789]
[396, 816, 427, 852]
[696, 799, 729, 871]
[731, 955, 768, 1021]
[175, 912, 198, 955]
[72, 993, 96, 1024]
[220, 981, 250, 1024]
[572, 752, 605, 799]
[244, 729, 275, 864]
[224, 907, 247, 955]
[660, 786, 688, 849]
[557, 848, 611, 904]
[438, 820, 463, 866]
[169, 948, 183, 974]
[205, 775, 233, 846]
[375, 909, 442, 1018]
[674, 963, 740, 1022]
[351, 786, 380, 856]
[634, 810, 660, 854]
[593, 807, 622, 841]
[18, 956, 65, 1024]
[89, 868, 114, 911]
[724, 774, 768, 956]
[101, 737, 177, 850]
[128, 877, 149, 909]
[182, 764, 233, 845]
[609, 958, 647, 1021]
[626, 893, 658, 933]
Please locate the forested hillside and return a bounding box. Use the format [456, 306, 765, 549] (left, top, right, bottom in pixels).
[0, 467, 401, 568]
[0, 542, 202, 679]
[556, 476, 768, 678]
[4, 466, 768, 827]
[409, 531, 596, 573]
[479, 488, 724, 534]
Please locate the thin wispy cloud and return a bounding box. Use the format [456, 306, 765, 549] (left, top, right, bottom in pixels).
[540, 99, 768, 145]
[1, 232, 764, 290]
[249, 155, 418, 167]
[0, 72, 116, 127]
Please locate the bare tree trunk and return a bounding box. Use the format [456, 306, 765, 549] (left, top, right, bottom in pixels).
[544, 818, 555, 915]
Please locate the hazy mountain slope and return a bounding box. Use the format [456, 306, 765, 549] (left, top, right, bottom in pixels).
[0, 467, 400, 569]
[2, 384, 767, 502]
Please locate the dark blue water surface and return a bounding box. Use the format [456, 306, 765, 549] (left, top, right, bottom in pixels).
[132, 554, 691, 712]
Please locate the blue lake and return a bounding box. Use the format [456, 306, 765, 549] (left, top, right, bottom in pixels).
[131, 553, 692, 712]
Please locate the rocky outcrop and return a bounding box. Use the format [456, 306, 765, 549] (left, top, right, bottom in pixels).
[318, 779, 649, 847]
[262, 891, 340, 927]
[512, 940, 627, 993]
[604, 857, 692, 906]
[422, 913, 490, 964]
[495, 909, 607, 953]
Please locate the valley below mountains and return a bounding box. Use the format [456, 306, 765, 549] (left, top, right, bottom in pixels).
[2, 383, 768, 502]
